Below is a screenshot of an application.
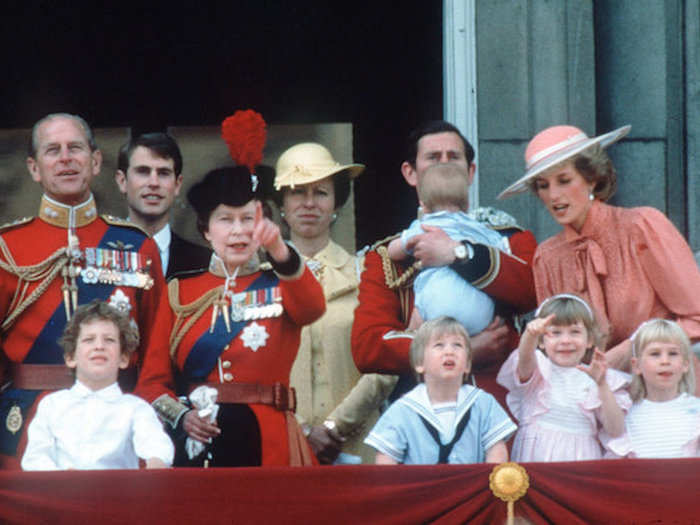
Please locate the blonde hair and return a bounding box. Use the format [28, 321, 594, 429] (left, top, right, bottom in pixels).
[630, 319, 695, 401]
[535, 294, 602, 361]
[410, 316, 472, 382]
[417, 164, 469, 212]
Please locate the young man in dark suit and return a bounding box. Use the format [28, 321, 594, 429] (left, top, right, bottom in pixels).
[115, 132, 211, 279]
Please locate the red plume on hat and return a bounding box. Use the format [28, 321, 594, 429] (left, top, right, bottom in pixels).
[221, 109, 267, 191]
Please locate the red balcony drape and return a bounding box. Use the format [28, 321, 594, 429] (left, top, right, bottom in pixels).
[1, 459, 698, 524]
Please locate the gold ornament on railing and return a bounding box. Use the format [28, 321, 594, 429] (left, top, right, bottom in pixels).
[489, 462, 529, 525]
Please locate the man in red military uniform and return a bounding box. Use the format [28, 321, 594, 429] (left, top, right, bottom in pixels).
[351, 121, 537, 401]
[0, 113, 163, 469]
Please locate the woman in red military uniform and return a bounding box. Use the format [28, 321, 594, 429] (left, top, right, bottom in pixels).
[136, 117, 325, 466]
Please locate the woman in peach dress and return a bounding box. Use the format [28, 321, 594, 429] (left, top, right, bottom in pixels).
[498, 124, 700, 391]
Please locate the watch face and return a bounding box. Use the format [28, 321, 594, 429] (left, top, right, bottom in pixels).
[454, 244, 467, 259]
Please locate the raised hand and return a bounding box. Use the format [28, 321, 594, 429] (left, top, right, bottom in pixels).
[517, 313, 556, 382]
[252, 202, 289, 262]
[524, 313, 556, 340]
[578, 348, 608, 385]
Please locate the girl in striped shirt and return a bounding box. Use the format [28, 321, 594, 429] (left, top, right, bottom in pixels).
[606, 319, 700, 458]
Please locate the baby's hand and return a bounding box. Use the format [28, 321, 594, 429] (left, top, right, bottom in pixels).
[525, 313, 556, 338]
[577, 348, 607, 385]
[407, 308, 424, 331]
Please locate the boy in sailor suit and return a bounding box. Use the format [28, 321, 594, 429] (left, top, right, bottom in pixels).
[365, 316, 515, 464]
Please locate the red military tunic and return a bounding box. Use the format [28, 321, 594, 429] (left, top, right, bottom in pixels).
[136, 253, 325, 466]
[351, 207, 537, 402]
[0, 194, 163, 468]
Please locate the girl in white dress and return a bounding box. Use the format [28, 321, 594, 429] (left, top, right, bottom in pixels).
[497, 294, 630, 461]
[606, 319, 700, 458]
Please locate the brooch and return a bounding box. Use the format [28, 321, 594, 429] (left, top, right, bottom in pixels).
[6, 405, 22, 434]
[241, 322, 269, 352]
[109, 289, 132, 314]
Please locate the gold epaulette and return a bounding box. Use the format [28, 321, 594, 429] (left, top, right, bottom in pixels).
[467, 207, 524, 232]
[0, 216, 34, 233]
[100, 215, 150, 236]
[368, 233, 401, 252]
[369, 233, 420, 291]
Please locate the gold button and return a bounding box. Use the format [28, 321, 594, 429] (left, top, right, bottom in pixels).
[223, 372, 233, 382]
[222, 360, 231, 369]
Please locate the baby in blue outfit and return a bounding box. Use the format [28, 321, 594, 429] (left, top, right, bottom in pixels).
[388, 163, 507, 335]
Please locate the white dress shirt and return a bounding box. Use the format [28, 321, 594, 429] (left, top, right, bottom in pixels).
[22, 381, 174, 470]
[153, 224, 172, 275]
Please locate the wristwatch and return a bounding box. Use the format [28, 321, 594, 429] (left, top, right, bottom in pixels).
[453, 241, 473, 262]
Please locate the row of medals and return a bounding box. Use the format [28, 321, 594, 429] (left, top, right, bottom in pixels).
[78, 246, 154, 289]
[81, 265, 153, 289]
[228, 291, 284, 322]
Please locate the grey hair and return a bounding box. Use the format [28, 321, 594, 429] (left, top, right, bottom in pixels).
[28, 113, 97, 157]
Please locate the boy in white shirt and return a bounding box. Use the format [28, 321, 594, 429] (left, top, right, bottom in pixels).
[365, 316, 515, 464]
[22, 300, 174, 470]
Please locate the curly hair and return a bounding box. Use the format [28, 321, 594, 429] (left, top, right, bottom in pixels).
[59, 300, 140, 360]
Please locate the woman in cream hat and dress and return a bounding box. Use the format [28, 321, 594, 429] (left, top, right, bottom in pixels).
[274, 143, 397, 464]
[499, 125, 700, 392]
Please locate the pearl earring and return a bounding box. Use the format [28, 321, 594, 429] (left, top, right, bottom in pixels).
[332, 212, 338, 221]
[588, 192, 594, 201]
[280, 211, 286, 218]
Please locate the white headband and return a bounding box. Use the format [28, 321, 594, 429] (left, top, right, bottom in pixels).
[535, 293, 594, 319]
[629, 318, 677, 357]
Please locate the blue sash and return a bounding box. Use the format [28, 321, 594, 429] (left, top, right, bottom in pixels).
[182, 271, 279, 382]
[23, 224, 148, 364]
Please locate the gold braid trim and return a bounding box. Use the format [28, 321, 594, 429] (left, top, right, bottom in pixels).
[376, 245, 420, 290]
[0, 236, 70, 332]
[167, 279, 223, 359]
[376, 245, 420, 326]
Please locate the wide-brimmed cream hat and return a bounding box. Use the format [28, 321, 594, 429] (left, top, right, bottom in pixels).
[274, 142, 365, 190]
[497, 124, 631, 199]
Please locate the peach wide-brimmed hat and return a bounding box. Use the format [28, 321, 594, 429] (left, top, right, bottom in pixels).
[273, 142, 365, 190]
[497, 124, 631, 199]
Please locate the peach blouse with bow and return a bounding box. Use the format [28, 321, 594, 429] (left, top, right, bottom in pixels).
[533, 200, 700, 349]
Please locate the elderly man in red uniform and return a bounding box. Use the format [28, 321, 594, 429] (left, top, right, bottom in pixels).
[352, 121, 537, 401]
[0, 113, 163, 469]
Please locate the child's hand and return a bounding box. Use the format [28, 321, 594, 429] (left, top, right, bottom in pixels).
[145, 457, 168, 469]
[524, 313, 556, 339]
[407, 308, 424, 331]
[577, 348, 608, 385]
[252, 202, 289, 262]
